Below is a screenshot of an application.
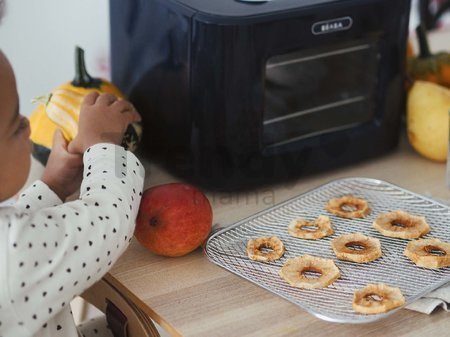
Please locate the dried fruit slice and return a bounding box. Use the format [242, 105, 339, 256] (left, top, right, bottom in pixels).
[353, 284, 405, 314]
[325, 196, 371, 218]
[373, 210, 430, 239]
[279, 255, 340, 289]
[246, 236, 285, 262]
[404, 238, 450, 268]
[331, 233, 382, 263]
[288, 215, 334, 240]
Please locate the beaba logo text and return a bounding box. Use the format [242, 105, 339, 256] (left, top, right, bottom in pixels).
[321, 21, 343, 32]
[312, 17, 352, 35]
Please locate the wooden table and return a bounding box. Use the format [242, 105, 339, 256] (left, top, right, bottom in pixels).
[106, 131, 450, 337]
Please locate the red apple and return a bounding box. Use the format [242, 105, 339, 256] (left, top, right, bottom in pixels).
[135, 183, 213, 257]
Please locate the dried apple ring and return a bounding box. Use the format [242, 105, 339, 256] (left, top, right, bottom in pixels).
[325, 196, 371, 218]
[352, 284, 405, 314]
[404, 238, 450, 268]
[331, 233, 382, 263]
[288, 215, 334, 240]
[246, 236, 285, 262]
[373, 210, 430, 239]
[279, 255, 340, 289]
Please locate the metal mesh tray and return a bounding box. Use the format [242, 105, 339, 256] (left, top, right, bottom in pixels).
[204, 177, 450, 323]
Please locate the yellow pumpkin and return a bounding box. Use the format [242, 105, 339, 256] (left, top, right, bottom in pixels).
[30, 46, 142, 165]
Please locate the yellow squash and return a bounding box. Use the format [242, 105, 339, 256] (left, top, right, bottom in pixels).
[30, 46, 142, 165]
[407, 81, 450, 162]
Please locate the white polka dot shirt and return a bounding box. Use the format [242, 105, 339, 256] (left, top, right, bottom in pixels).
[0, 143, 145, 337]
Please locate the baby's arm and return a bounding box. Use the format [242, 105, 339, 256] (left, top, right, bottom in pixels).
[14, 129, 83, 212]
[5, 143, 144, 335]
[3, 93, 144, 335]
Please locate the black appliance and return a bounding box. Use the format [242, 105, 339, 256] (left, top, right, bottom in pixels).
[110, 0, 411, 190]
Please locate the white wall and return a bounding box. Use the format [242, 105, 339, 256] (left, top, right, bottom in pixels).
[0, 0, 110, 116]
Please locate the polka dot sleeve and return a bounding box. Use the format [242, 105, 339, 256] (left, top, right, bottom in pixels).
[1, 143, 145, 336]
[14, 180, 63, 212]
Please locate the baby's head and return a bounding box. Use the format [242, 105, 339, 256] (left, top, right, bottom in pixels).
[0, 4, 32, 201]
[0, 52, 32, 201]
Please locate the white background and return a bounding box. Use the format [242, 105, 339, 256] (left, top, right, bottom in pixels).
[0, 0, 110, 117]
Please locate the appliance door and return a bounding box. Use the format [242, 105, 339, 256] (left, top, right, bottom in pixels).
[253, 0, 410, 157]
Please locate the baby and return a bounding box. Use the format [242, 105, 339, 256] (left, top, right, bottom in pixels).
[0, 16, 145, 337]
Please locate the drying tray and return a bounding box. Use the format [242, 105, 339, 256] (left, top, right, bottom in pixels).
[204, 177, 450, 324]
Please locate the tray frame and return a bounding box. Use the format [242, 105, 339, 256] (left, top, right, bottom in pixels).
[204, 177, 450, 323]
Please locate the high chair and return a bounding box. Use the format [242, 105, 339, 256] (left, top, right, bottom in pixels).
[80, 277, 161, 337]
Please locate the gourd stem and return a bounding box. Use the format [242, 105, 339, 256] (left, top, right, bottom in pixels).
[71, 46, 101, 88]
[72, 46, 93, 86]
[416, 24, 431, 59]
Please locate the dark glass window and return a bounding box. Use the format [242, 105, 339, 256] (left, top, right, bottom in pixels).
[263, 40, 379, 147]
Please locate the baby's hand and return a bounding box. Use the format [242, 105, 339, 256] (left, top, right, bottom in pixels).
[42, 129, 84, 200]
[68, 92, 141, 155]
